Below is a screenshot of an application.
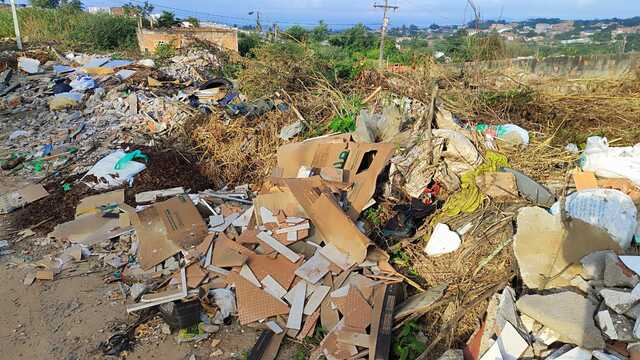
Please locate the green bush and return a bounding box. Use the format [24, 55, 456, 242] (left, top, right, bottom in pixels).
[0, 7, 138, 51]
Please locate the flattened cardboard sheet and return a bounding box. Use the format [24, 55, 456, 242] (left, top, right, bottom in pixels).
[227, 272, 290, 325]
[284, 178, 371, 267]
[136, 196, 208, 269]
[76, 189, 124, 218]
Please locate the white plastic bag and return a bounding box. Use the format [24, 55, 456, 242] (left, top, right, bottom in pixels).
[581, 136, 640, 186]
[70, 75, 96, 92]
[82, 150, 146, 190]
[210, 288, 236, 324]
[558, 189, 637, 250]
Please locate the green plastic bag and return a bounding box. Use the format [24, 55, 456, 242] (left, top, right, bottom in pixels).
[114, 150, 148, 170]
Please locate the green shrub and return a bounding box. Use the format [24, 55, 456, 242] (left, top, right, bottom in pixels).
[154, 42, 176, 62]
[0, 8, 138, 51]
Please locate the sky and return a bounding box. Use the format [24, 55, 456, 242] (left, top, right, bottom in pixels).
[48, 0, 640, 28]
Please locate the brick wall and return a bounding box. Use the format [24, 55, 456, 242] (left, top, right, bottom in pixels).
[137, 27, 238, 54]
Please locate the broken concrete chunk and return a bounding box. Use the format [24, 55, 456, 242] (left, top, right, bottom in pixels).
[515, 206, 623, 290]
[437, 349, 464, 360]
[553, 347, 593, 360]
[513, 207, 575, 289]
[581, 251, 613, 281]
[501, 167, 556, 207]
[534, 326, 560, 346]
[604, 253, 640, 288]
[571, 276, 592, 294]
[395, 283, 447, 319]
[600, 287, 640, 314]
[496, 286, 520, 335]
[516, 292, 605, 349]
[597, 310, 635, 342]
[479, 322, 529, 360]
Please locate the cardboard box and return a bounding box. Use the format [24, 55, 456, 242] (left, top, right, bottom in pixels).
[276, 135, 394, 217]
[137, 195, 208, 269]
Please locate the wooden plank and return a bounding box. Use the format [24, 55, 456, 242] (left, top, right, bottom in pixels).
[266, 321, 284, 334]
[127, 266, 187, 313]
[275, 222, 311, 234]
[297, 310, 321, 340]
[295, 252, 332, 284]
[257, 231, 301, 263]
[369, 285, 386, 360]
[247, 330, 274, 360]
[304, 285, 331, 315]
[286, 281, 306, 330]
[262, 275, 288, 300]
[370, 284, 398, 360]
[337, 330, 371, 348]
[240, 264, 262, 288]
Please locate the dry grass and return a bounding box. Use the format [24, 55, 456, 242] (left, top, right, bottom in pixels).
[403, 203, 519, 357]
[190, 111, 294, 188]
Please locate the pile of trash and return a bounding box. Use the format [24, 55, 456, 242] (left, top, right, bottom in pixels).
[5, 44, 640, 360]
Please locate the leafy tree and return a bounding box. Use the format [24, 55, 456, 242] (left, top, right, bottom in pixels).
[30, 0, 59, 8]
[185, 16, 199, 27]
[429, 23, 440, 30]
[60, 0, 82, 11]
[285, 25, 309, 42]
[238, 32, 262, 57]
[592, 30, 612, 43]
[123, 1, 153, 17]
[329, 24, 376, 52]
[311, 21, 329, 42]
[157, 11, 178, 28]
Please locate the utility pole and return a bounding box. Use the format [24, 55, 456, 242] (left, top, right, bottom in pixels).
[374, 0, 398, 69]
[249, 11, 262, 33]
[9, 0, 22, 50]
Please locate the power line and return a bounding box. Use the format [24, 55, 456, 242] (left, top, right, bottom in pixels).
[123, 0, 382, 28]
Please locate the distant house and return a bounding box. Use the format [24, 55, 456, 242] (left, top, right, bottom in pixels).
[137, 26, 239, 53]
[490, 24, 512, 33]
[110, 7, 126, 16]
[535, 23, 552, 34]
[86, 6, 126, 16]
[613, 26, 640, 36]
[560, 38, 591, 45]
[87, 6, 111, 14]
[551, 21, 574, 33]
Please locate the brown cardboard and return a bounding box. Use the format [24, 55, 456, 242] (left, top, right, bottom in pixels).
[344, 287, 372, 331]
[276, 135, 395, 216]
[75, 189, 124, 218]
[247, 254, 300, 290]
[476, 172, 519, 202]
[136, 196, 208, 269]
[0, 184, 49, 214]
[284, 178, 371, 267]
[36, 270, 54, 281]
[227, 272, 290, 325]
[49, 212, 121, 245]
[253, 191, 307, 225]
[212, 233, 252, 267]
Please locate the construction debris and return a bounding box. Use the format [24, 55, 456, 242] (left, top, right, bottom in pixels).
[3, 43, 640, 360]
